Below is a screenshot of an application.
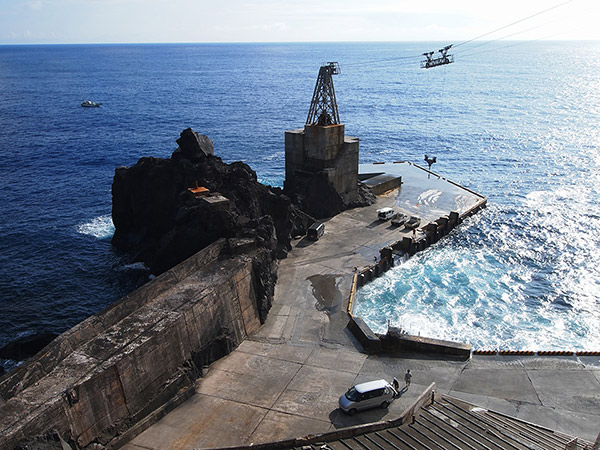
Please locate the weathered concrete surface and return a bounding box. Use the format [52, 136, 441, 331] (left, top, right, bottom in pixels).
[124, 166, 600, 449]
[380, 328, 472, 358]
[0, 239, 275, 449]
[284, 124, 361, 218]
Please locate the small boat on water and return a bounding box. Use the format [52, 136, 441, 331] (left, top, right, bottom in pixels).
[404, 216, 421, 229]
[81, 99, 101, 107]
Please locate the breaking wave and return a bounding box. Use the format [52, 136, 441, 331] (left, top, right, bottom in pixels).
[76, 215, 114, 240]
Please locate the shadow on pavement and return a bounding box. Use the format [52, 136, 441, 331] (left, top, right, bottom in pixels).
[295, 236, 316, 248]
[366, 220, 385, 229]
[329, 406, 390, 429]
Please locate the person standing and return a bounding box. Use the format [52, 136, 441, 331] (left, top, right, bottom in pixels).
[404, 369, 412, 387]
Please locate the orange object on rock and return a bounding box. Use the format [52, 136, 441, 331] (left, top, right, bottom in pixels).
[188, 181, 209, 196]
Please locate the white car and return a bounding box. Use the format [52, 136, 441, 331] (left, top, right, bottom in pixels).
[377, 207, 395, 221]
[338, 379, 397, 415]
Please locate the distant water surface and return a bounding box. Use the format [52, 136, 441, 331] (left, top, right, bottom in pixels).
[0, 42, 598, 372]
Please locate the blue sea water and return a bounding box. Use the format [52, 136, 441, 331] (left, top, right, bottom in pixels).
[0, 42, 598, 370]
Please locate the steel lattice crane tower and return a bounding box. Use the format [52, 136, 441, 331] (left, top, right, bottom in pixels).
[306, 62, 341, 126]
[285, 61, 359, 211]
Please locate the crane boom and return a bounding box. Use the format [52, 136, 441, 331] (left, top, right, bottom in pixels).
[306, 62, 341, 125]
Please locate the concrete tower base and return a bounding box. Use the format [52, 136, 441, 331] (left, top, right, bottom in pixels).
[285, 124, 359, 205]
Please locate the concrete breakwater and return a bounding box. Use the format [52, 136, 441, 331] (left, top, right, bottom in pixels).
[356, 162, 488, 286]
[0, 238, 275, 449]
[347, 164, 488, 359]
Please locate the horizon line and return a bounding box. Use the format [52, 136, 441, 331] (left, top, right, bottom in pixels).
[2, 38, 599, 47]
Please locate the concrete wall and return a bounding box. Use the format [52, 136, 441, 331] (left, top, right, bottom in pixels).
[332, 136, 359, 204]
[284, 129, 305, 183]
[380, 328, 472, 359]
[0, 239, 273, 449]
[304, 123, 345, 160]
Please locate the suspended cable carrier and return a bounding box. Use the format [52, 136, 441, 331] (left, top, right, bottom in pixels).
[421, 44, 454, 69]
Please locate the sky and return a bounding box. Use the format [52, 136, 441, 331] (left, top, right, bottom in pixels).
[0, 0, 598, 45]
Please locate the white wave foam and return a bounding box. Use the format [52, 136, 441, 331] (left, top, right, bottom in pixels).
[263, 151, 284, 161]
[121, 262, 149, 271]
[257, 177, 284, 188]
[77, 214, 114, 240]
[354, 237, 600, 351]
[416, 189, 442, 206]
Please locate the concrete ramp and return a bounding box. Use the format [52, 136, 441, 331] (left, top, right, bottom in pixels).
[360, 171, 402, 195]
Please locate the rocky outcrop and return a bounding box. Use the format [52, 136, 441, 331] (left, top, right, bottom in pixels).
[0, 332, 58, 362]
[172, 127, 214, 160]
[112, 128, 314, 274]
[351, 180, 377, 208]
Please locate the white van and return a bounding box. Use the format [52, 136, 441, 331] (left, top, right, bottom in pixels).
[338, 379, 397, 415]
[377, 207, 395, 221]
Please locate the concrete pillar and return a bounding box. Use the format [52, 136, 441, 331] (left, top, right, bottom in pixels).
[380, 246, 393, 264]
[425, 223, 438, 244]
[401, 237, 413, 251]
[425, 222, 438, 233]
[449, 211, 460, 228]
[436, 216, 449, 235]
[284, 124, 359, 204]
[358, 273, 365, 287]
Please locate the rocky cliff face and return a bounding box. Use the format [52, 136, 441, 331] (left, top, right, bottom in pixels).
[112, 128, 313, 274]
[0, 333, 58, 362]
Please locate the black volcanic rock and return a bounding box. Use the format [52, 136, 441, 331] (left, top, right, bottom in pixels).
[172, 127, 214, 161]
[351, 181, 377, 208]
[112, 129, 314, 274]
[0, 333, 58, 361]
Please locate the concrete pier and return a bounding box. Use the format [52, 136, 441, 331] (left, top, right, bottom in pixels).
[124, 163, 600, 449]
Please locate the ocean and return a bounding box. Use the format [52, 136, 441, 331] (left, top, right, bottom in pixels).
[0, 41, 598, 371]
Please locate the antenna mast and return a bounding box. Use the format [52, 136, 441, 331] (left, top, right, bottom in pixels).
[306, 62, 341, 126]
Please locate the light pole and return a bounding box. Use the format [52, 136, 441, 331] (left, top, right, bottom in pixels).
[424, 155, 437, 179]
